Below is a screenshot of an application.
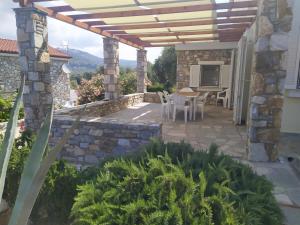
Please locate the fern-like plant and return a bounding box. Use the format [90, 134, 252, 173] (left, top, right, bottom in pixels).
[71, 140, 283, 225]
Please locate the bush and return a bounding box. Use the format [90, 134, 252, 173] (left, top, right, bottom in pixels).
[119, 72, 137, 95]
[146, 83, 164, 92]
[71, 140, 283, 225]
[0, 96, 24, 122]
[2, 132, 99, 225]
[77, 75, 105, 104]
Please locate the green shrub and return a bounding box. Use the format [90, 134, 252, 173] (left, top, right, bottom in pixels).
[2, 132, 99, 225]
[77, 75, 105, 104]
[119, 72, 137, 95]
[71, 140, 283, 225]
[146, 83, 164, 92]
[0, 96, 24, 122]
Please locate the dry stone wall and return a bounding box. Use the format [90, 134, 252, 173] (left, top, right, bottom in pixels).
[103, 38, 120, 100]
[137, 49, 147, 93]
[144, 92, 161, 103]
[50, 116, 161, 166]
[56, 93, 163, 118]
[248, 0, 293, 161]
[0, 54, 70, 107]
[176, 49, 232, 90]
[15, 7, 52, 131]
[0, 55, 20, 94]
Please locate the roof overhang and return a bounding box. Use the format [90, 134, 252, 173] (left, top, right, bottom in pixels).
[17, 0, 258, 49]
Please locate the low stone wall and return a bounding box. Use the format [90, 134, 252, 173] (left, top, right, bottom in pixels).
[50, 116, 162, 166]
[144, 92, 161, 103]
[56, 93, 144, 117]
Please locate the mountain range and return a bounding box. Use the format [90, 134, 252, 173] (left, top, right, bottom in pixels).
[58, 48, 137, 74]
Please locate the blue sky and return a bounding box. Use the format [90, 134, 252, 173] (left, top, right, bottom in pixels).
[0, 0, 163, 62]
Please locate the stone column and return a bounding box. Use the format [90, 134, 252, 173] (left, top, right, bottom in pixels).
[247, 0, 292, 161]
[15, 7, 52, 132]
[137, 49, 147, 93]
[103, 38, 119, 100]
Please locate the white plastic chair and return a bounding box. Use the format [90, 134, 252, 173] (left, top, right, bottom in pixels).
[158, 92, 169, 120]
[194, 92, 210, 120]
[172, 94, 191, 123]
[216, 88, 230, 108]
[163, 90, 174, 113]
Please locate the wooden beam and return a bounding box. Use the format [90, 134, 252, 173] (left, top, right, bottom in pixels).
[217, 9, 257, 18]
[33, 4, 144, 49]
[68, 1, 257, 20]
[218, 23, 251, 29]
[48, 5, 74, 13]
[146, 37, 219, 43]
[88, 17, 254, 30]
[115, 28, 245, 38]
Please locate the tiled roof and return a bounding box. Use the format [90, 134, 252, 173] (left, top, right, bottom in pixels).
[0, 38, 71, 59]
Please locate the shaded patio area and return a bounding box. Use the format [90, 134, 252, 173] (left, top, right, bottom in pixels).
[104, 102, 247, 159]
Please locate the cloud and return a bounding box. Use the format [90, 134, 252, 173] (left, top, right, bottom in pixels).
[0, 0, 162, 62]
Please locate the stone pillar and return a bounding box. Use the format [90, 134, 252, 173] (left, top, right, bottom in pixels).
[247, 0, 292, 161]
[15, 7, 52, 132]
[137, 49, 147, 93]
[103, 38, 119, 100]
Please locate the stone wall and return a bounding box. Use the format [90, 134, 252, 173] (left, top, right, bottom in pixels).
[0, 55, 20, 94]
[56, 93, 145, 117]
[247, 0, 293, 161]
[137, 49, 147, 93]
[50, 116, 162, 166]
[0, 54, 70, 107]
[50, 59, 71, 108]
[176, 49, 232, 89]
[103, 38, 120, 100]
[144, 92, 161, 103]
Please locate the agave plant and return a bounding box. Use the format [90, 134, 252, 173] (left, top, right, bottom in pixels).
[0, 74, 83, 225]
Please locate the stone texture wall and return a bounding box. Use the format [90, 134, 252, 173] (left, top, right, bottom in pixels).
[50, 116, 162, 166]
[176, 49, 232, 89]
[137, 49, 147, 93]
[50, 60, 71, 108]
[103, 38, 120, 100]
[247, 0, 293, 161]
[144, 92, 161, 103]
[0, 55, 20, 94]
[56, 93, 145, 117]
[15, 7, 52, 132]
[0, 54, 70, 107]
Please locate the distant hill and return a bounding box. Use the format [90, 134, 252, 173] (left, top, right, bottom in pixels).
[58, 48, 137, 74]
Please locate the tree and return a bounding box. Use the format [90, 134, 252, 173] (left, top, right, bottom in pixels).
[152, 47, 177, 88]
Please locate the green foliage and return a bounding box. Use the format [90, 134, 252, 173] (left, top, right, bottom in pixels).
[0, 96, 24, 122]
[152, 47, 177, 87]
[119, 71, 137, 95]
[146, 83, 164, 92]
[77, 75, 105, 104]
[2, 131, 99, 225]
[0, 77, 24, 203]
[71, 140, 283, 225]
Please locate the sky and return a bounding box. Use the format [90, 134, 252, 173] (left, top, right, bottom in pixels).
[0, 0, 163, 63]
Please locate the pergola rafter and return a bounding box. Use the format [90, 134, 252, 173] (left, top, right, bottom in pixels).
[19, 0, 258, 48]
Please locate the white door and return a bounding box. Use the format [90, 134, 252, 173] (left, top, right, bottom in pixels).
[233, 36, 247, 125]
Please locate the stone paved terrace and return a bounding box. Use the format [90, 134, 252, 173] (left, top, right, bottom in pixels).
[104, 102, 247, 159]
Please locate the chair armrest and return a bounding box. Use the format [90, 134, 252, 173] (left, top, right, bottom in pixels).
[217, 90, 226, 98]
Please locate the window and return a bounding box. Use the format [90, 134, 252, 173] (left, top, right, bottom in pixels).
[201, 65, 220, 87]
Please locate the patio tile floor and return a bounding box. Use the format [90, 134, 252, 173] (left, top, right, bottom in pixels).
[104, 102, 247, 159]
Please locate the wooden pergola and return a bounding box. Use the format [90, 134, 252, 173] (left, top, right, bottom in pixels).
[19, 0, 258, 49]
